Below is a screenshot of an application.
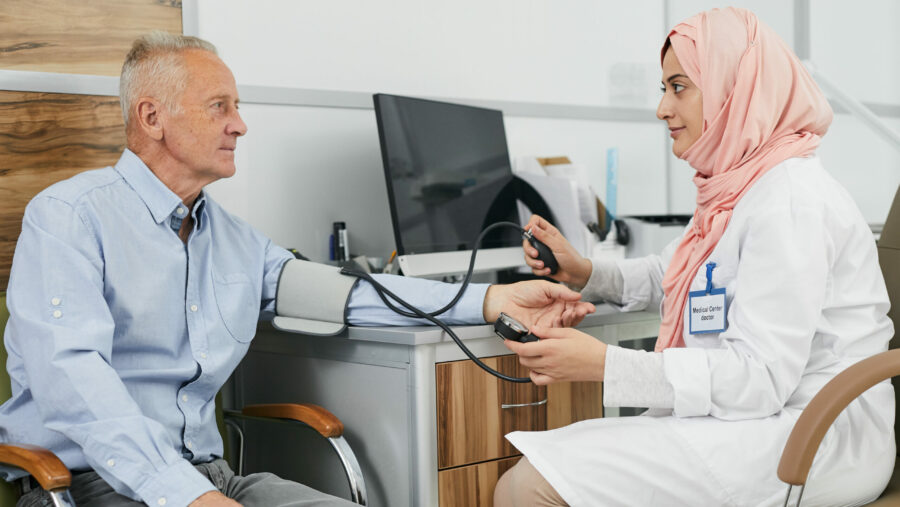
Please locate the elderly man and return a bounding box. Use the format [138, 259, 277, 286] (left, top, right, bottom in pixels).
[0, 32, 593, 507]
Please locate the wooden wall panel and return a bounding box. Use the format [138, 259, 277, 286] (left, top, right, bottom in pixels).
[0, 91, 126, 288]
[0, 0, 183, 76]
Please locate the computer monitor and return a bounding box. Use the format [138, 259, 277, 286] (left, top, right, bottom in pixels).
[373, 94, 532, 277]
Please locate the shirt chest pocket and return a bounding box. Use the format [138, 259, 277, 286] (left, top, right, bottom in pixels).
[212, 272, 260, 343]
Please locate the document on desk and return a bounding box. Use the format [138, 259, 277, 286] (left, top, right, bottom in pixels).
[514, 171, 594, 257]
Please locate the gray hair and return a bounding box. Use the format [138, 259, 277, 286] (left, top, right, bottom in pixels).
[119, 31, 218, 126]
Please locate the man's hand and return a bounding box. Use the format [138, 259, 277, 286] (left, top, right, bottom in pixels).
[190, 491, 242, 506]
[483, 280, 595, 329]
[502, 326, 607, 385]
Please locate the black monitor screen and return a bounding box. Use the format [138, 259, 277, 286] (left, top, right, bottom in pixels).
[374, 94, 519, 255]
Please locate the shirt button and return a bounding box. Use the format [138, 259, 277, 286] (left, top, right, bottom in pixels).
[190, 304, 198, 312]
[158, 498, 167, 506]
[176, 207, 185, 215]
[107, 459, 115, 467]
[200, 352, 207, 359]
[51, 297, 61, 306]
[182, 394, 189, 402]
[185, 440, 193, 449]
[52, 310, 62, 319]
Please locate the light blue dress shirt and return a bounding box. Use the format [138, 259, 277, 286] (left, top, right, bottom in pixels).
[0, 149, 487, 506]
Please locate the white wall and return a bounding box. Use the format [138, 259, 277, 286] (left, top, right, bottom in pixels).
[811, 0, 900, 105]
[505, 118, 669, 216]
[665, 1, 900, 222]
[811, 0, 900, 224]
[202, 1, 900, 261]
[198, 0, 664, 108]
[668, 1, 794, 44]
[216, 104, 391, 260]
[202, 0, 669, 261]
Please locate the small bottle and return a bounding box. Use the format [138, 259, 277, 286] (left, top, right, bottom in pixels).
[333, 222, 349, 262]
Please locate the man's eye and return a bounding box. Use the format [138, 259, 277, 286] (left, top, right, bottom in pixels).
[673, 84, 685, 93]
[659, 85, 667, 94]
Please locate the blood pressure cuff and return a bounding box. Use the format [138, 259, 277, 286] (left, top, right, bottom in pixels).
[273, 259, 360, 336]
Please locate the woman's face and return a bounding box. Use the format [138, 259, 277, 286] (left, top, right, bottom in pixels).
[657, 48, 703, 158]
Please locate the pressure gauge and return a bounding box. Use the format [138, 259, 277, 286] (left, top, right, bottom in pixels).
[494, 312, 538, 342]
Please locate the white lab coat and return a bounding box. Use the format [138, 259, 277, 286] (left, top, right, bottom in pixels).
[507, 157, 896, 506]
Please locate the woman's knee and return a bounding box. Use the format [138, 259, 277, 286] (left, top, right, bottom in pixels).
[493, 457, 568, 507]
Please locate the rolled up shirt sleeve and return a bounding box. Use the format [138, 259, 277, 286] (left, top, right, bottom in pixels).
[5, 197, 215, 506]
[260, 241, 293, 315]
[347, 274, 489, 326]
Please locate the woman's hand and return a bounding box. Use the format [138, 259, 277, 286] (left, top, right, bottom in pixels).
[522, 214, 592, 289]
[502, 325, 607, 385]
[483, 281, 595, 329]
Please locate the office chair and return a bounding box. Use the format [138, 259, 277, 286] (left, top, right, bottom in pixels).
[777, 185, 900, 506]
[0, 294, 367, 506]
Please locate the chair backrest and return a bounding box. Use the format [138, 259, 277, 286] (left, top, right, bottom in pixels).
[1, 293, 10, 408]
[876, 185, 900, 454]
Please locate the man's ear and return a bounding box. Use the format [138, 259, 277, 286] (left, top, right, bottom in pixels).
[135, 97, 164, 141]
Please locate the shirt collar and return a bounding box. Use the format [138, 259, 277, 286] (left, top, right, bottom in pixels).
[114, 149, 207, 226]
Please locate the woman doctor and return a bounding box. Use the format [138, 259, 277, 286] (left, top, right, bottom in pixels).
[494, 7, 895, 507]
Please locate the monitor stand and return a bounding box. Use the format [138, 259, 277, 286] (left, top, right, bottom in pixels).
[396, 247, 525, 278]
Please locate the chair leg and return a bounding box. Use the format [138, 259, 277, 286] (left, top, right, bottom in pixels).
[326, 436, 367, 506]
[783, 484, 806, 507]
[224, 418, 246, 476]
[48, 489, 76, 507]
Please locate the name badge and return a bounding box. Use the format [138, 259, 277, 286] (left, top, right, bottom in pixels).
[689, 262, 727, 335]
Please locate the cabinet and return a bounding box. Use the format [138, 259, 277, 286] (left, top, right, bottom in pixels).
[436, 356, 602, 504]
[230, 306, 658, 507]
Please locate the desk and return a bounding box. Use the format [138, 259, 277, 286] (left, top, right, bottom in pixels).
[228, 305, 660, 507]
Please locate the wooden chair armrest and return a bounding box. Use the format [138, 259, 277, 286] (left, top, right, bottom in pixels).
[241, 403, 344, 438]
[0, 443, 71, 491]
[778, 349, 900, 485]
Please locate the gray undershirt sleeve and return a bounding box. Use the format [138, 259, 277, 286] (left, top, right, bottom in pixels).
[570, 258, 625, 304]
[603, 345, 675, 409]
[566, 255, 674, 409]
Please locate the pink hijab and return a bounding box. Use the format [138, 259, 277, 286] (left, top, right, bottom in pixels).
[656, 7, 833, 351]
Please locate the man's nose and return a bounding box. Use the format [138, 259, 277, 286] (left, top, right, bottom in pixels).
[228, 109, 248, 137]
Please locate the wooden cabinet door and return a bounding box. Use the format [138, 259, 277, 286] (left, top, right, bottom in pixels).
[438, 455, 520, 507]
[436, 355, 546, 469]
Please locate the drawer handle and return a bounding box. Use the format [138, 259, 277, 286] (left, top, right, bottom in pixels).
[501, 398, 548, 409]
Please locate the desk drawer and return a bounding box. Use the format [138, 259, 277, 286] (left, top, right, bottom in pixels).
[436, 355, 544, 469]
[436, 354, 604, 470]
[438, 455, 521, 506]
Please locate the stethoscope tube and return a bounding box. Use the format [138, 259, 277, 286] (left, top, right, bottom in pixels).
[341, 221, 533, 383]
